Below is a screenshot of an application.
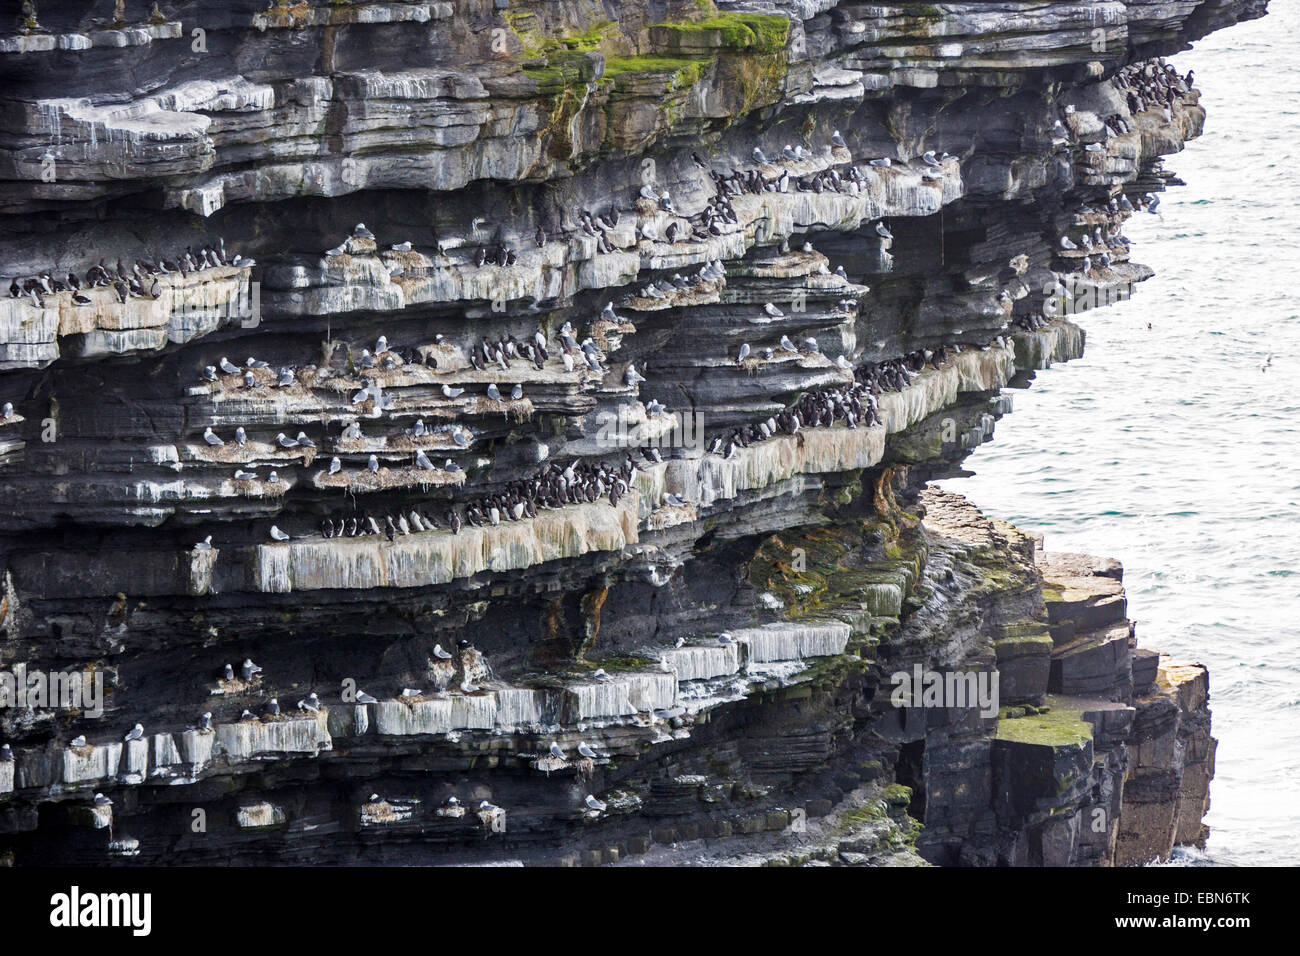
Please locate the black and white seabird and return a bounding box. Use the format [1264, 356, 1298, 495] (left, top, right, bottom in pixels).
[269, 525, 290, 542]
[203, 427, 224, 446]
[124, 723, 144, 742]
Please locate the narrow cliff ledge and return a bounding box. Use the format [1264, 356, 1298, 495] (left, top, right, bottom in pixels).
[0, 0, 1248, 865]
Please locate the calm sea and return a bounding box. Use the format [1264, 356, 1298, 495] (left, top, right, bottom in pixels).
[942, 0, 1299, 865]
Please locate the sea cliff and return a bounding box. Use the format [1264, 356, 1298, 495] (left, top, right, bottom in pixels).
[0, 0, 1252, 865]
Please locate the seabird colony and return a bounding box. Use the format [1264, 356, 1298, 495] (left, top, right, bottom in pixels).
[5, 239, 250, 310]
[154, 130, 1015, 550]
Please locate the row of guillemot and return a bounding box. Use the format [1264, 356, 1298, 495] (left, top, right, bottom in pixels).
[470, 134, 943, 264]
[1118, 59, 1193, 122]
[5, 239, 253, 310]
[225, 342, 979, 545]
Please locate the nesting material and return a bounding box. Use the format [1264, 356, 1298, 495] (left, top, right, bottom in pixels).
[311, 463, 465, 492]
[210, 675, 258, 697]
[184, 439, 308, 465]
[62, 742, 122, 785]
[335, 429, 461, 454]
[532, 754, 568, 774]
[89, 804, 114, 829]
[477, 804, 505, 831]
[361, 798, 412, 826]
[589, 318, 637, 352]
[236, 802, 286, 828]
[644, 501, 697, 531]
[187, 545, 219, 596]
[464, 395, 534, 421]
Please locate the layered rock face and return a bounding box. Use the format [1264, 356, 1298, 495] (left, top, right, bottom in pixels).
[0, 0, 1247, 865]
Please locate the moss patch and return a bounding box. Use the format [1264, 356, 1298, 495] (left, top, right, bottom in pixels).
[603, 55, 708, 89]
[994, 708, 1092, 747]
[649, 13, 790, 55]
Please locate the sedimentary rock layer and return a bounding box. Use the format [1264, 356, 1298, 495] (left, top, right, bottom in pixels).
[0, 0, 1243, 865]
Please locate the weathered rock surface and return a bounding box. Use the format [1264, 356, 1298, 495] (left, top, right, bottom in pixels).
[0, 0, 1243, 864]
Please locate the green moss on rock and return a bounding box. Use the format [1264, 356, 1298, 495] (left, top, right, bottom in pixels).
[649, 13, 790, 55]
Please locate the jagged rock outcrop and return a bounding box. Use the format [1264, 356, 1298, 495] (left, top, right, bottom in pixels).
[0, 0, 1246, 865]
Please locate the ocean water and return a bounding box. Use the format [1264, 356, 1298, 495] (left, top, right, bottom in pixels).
[942, 0, 1300, 866]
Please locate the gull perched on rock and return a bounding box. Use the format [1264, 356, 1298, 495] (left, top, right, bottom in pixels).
[764, 302, 784, 318]
[203, 427, 224, 446]
[124, 723, 144, 742]
[195, 535, 214, 550]
[269, 525, 290, 542]
[578, 743, 599, 760]
[585, 794, 607, 812]
[368, 454, 379, 474]
[549, 742, 567, 760]
[356, 690, 379, 704]
[219, 356, 240, 375]
[70, 735, 87, 748]
[352, 223, 375, 240]
[328, 456, 342, 475]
